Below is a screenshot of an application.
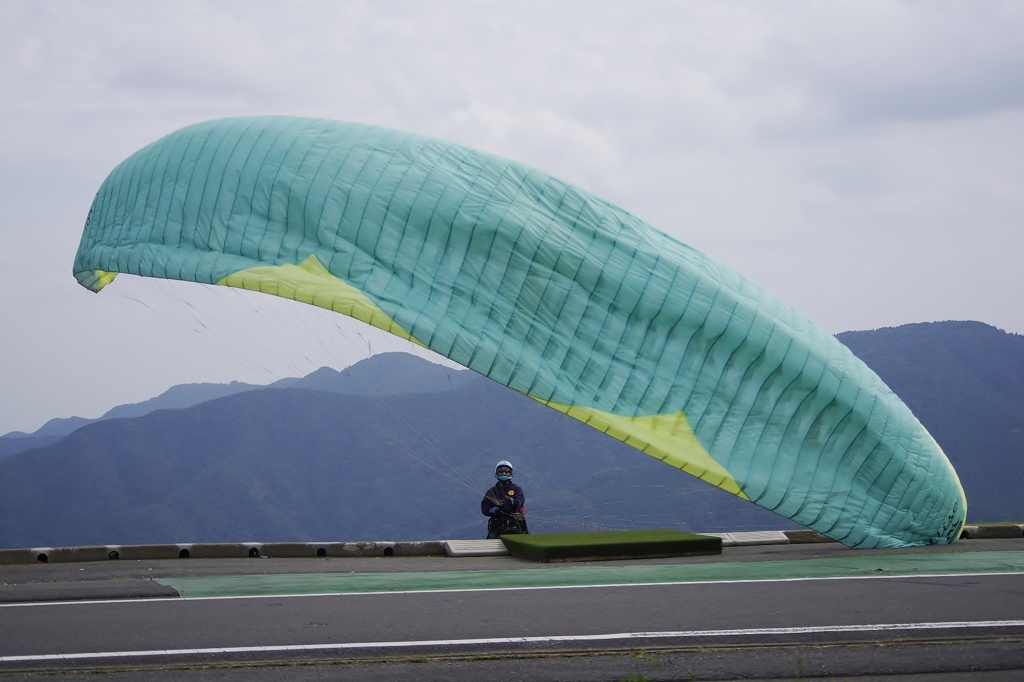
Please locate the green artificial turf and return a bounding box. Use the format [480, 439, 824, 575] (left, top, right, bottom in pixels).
[499, 529, 722, 562]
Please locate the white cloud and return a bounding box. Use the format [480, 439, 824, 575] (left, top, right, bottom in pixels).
[433, 102, 623, 192]
[1, 1, 1022, 433]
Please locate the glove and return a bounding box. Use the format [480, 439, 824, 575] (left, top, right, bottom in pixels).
[489, 507, 500, 516]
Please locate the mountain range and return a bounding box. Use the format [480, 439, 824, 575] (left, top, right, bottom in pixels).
[0, 354, 476, 460]
[0, 321, 1020, 548]
[836, 321, 1024, 523]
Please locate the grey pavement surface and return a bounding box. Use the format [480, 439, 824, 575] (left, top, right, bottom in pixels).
[1, 538, 1020, 601]
[1, 643, 1024, 682]
[5, 573, 1024, 653]
[0, 539, 1022, 680]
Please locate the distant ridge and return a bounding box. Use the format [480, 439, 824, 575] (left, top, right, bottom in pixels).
[837, 320, 1024, 523]
[0, 353, 470, 460]
[268, 353, 473, 395]
[0, 381, 264, 461]
[1, 382, 263, 441]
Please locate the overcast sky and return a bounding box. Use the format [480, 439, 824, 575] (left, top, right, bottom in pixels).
[2, 1, 1023, 435]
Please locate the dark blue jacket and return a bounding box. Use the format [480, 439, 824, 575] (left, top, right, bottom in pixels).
[482, 481, 524, 516]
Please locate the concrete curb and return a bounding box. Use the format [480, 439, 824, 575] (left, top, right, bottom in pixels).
[784, 530, 834, 544]
[0, 541, 447, 565]
[444, 539, 510, 557]
[959, 524, 1024, 540]
[1, 525, 1017, 564]
[706, 531, 790, 547]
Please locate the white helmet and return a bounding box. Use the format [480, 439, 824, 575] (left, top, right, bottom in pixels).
[495, 460, 514, 479]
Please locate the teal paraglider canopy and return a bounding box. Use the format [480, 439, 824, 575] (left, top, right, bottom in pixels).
[73, 116, 967, 548]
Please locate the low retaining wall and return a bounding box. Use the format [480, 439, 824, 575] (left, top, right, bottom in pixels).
[959, 524, 1024, 540]
[0, 540, 446, 565]
[1, 525, 1017, 565]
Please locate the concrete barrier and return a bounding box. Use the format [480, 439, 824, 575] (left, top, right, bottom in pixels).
[248, 541, 448, 558]
[30, 548, 55, 563]
[0, 548, 43, 564]
[959, 524, 1024, 540]
[395, 541, 446, 556]
[325, 542, 392, 557]
[44, 546, 113, 563]
[189, 543, 263, 559]
[785, 530, 834, 543]
[116, 544, 184, 560]
[257, 542, 323, 558]
[0, 540, 450, 564]
[0, 525, 1017, 565]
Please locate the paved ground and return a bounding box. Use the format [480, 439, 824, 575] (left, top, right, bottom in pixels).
[2, 538, 1019, 598]
[0, 538, 1022, 680]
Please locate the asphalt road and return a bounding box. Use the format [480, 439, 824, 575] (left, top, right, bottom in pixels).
[1, 540, 1022, 680]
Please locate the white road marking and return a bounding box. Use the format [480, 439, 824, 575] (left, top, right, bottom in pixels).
[2, 570, 1022, 609]
[2, 620, 1024, 662]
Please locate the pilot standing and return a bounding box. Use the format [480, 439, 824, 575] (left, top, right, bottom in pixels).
[481, 460, 529, 538]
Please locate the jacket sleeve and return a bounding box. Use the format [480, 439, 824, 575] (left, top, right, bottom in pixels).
[506, 485, 524, 513]
[482, 490, 498, 516]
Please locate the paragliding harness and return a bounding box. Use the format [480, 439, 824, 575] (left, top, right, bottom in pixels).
[484, 484, 529, 538]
